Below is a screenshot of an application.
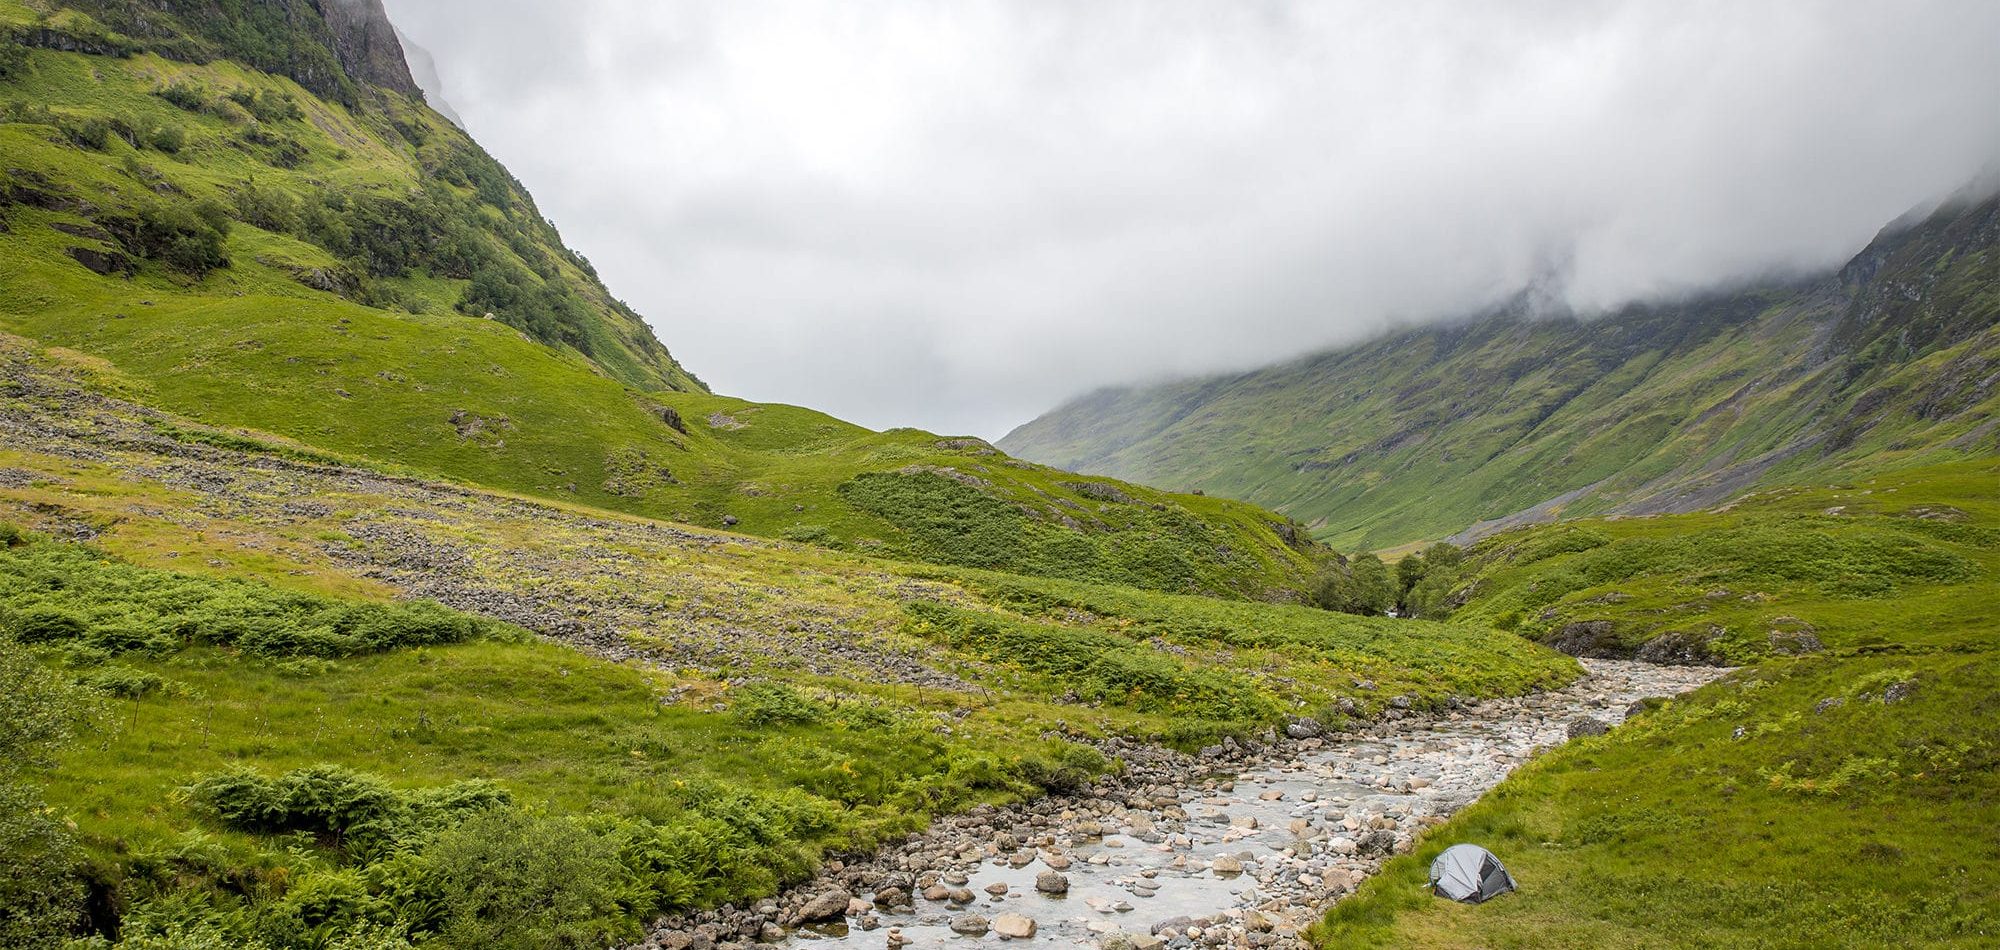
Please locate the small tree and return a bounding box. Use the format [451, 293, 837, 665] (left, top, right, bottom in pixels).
[1313, 554, 1396, 616]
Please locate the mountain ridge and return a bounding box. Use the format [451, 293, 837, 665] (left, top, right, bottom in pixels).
[1001, 187, 2000, 550]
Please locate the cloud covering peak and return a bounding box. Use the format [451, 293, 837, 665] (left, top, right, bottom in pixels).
[384, 0, 2000, 437]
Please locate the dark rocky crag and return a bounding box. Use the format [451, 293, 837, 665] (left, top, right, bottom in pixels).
[319, 0, 421, 96]
[44, 0, 419, 103]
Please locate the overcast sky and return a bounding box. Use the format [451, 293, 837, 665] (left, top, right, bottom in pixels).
[383, 0, 2000, 438]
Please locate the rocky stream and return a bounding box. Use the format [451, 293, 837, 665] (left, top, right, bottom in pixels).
[636, 660, 1728, 950]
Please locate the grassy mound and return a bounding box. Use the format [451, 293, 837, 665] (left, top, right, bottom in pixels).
[1441, 462, 1997, 664]
[1311, 461, 2000, 949]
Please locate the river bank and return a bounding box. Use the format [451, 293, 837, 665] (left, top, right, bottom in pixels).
[636, 659, 1728, 950]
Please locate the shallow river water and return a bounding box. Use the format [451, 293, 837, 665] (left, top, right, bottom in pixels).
[784, 660, 1727, 950]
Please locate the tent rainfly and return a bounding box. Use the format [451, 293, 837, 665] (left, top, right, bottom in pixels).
[1428, 844, 1516, 903]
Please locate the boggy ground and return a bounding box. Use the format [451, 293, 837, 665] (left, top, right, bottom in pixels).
[638, 660, 1726, 950]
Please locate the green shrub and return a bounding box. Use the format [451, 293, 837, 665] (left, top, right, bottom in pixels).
[104, 198, 232, 277]
[64, 115, 115, 150]
[190, 763, 515, 866]
[155, 81, 211, 113]
[0, 537, 500, 660]
[1313, 553, 1395, 616]
[730, 681, 826, 727]
[191, 765, 405, 853]
[227, 88, 303, 123]
[80, 665, 163, 698]
[146, 124, 187, 154]
[0, 40, 28, 81]
[1013, 740, 1108, 795]
[418, 809, 631, 950]
[234, 180, 301, 233]
[10, 607, 85, 644]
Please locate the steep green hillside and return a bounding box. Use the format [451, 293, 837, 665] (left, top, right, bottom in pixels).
[0, 6, 1321, 598]
[1313, 461, 2000, 948]
[1001, 191, 2000, 551]
[1, 0, 698, 391]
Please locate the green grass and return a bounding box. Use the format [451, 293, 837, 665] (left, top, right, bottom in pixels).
[0, 335, 1577, 946]
[1311, 460, 2000, 948]
[0, 32, 1324, 598]
[1445, 462, 1998, 663]
[0, 520, 1566, 946]
[0, 531, 1097, 945]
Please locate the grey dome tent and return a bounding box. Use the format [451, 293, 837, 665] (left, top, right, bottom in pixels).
[1429, 844, 1516, 903]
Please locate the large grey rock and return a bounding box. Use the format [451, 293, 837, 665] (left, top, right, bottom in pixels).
[1284, 717, 1325, 739]
[1566, 717, 1611, 739]
[789, 889, 852, 924]
[1548, 620, 1615, 657]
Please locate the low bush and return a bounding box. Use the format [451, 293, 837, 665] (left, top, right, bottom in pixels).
[729, 681, 826, 727]
[905, 600, 1276, 722]
[418, 809, 627, 950]
[101, 198, 232, 278]
[145, 124, 186, 154]
[1011, 740, 1109, 795]
[155, 81, 210, 113]
[837, 470, 1243, 594]
[190, 765, 508, 858]
[0, 537, 508, 661]
[79, 665, 163, 698]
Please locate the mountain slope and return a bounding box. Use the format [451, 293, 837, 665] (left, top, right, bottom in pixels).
[1001, 191, 2000, 551]
[1, 0, 701, 392]
[0, 2, 1322, 598]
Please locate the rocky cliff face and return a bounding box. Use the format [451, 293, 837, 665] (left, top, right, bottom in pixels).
[320, 0, 419, 96]
[47, 0, 419, 102]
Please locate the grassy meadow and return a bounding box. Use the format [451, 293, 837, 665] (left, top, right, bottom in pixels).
[1312, 461, 2000, 948]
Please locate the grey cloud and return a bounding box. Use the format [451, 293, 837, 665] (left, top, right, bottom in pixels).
[383, 0, 2000, 437]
